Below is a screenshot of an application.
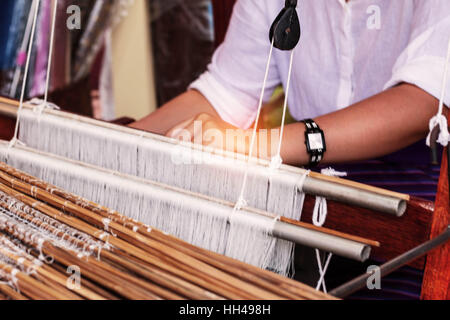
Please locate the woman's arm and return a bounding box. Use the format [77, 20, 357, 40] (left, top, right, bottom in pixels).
[129, 90, 220, 135]
[282, 83, 445, 165]
[163, 83, 446, 166]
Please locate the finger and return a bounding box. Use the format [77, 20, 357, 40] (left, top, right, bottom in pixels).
[186, 115, 216, 144]
[166, 117, 195, 139]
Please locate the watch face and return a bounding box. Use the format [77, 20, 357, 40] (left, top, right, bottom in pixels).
[307, 133, 324, 150]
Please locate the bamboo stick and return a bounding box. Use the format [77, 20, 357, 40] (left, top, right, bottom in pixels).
[0, 178, 316, 299]
[0, 261, 73, 300]
[0, 245, 103, 300]
[0, 283, 29, 300]
[0, 164, 335, 300]
[0, 182, 289, 300]
[0, 165, 306, 297]
[0, 160, 338, 300]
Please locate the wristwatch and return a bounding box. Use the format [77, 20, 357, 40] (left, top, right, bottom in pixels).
[302, 119, 326, 167]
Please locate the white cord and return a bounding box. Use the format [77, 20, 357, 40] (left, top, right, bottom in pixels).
[234, 39, 275, 211]
[313, 168, 347, 227]
[9, 0, 41, 149]
[315, 250, 333, 293]
[426, 37, 450, 147]
[43, 0, 58, 106]
[271, 49, 295, 170]
[313, 167, 347, 292]
[9, 0, 40, 98]
[235, 41, 298, 211]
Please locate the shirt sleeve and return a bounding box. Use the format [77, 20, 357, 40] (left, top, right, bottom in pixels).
[190, 0, 280, 129]
[384, 0, 450, 107]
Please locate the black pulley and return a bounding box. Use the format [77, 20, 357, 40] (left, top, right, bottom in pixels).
[269, 0, 301, 51]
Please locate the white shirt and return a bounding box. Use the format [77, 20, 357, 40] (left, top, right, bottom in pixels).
[191, 0, 450, 129]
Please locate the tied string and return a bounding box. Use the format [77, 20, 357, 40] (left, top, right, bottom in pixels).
[234, 38, 275, 213]
[313, 167, 347, 293]
[10, 0, 60, 150]
[9, 0, 40, 98]
[234, 41, 297, 212]
[427, 37, 450, 148]
[270, 49, 295, 171]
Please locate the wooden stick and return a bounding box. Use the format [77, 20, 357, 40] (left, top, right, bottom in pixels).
[0, 261, 74, 300]
[0, 180, 293, 300]
[0, 161, 337, 300]
[0, 182, 287, 300]
[0, 164, 335, 300]
[0, 283, 29, 300]
[0, 245, 103, 300]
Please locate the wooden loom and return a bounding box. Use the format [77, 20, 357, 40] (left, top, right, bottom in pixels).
[0, 160, 335, 300]
[0, 96, 448, 299]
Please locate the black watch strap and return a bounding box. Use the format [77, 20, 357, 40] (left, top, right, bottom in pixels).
[302, 119, 326, 167]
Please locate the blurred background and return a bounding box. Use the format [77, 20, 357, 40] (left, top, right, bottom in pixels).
[0, 0, 237, 121]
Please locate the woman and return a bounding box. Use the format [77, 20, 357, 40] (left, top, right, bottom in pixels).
[130, 0, 450, 299]
[132, 0, 450, 169]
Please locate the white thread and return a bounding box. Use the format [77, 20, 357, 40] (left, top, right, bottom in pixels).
[10, 269, 20, 292]
[270, 215, 282, 235]
[234, 39, 275, 211]
[233, 197, 248, 212]
[10, 0, 41, 148]
[9, 0, 39, 98]
[315, 250, 333, 293]
[313, 168, 347, 227]
[102, 218, 111, 232]
[269, 154, 283, 171]
[274, 50, 295, 164]
[297, 170, 310, 193]
[43, 0, 58, 106]
[313, 168, 346, 292]
[313, 197, 328, 227]
[36, 238, 45, 261]
[426, 37, 450, 147]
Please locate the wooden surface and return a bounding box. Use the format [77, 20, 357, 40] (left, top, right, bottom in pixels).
[0, 114, 15, 141]
[302, 196, 434, 269]
[421, 145, 450, 299]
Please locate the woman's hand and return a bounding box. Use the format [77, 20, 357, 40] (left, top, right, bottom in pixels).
[166, 113, 248, 153]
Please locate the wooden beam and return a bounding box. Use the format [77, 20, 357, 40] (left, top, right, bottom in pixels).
[421, 127, 450, 300]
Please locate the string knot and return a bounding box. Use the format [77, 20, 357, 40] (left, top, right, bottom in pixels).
[313, 168, 347, 227]
[269, 155, 283, 170]
[426, 114, 449, 147]
[7, 137, 25, 151]
[234, 197, 248, 212]
[28, 98, 60, 121]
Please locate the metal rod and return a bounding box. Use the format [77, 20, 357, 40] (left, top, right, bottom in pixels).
[272, 221, 371, 261]
[302, 177, 406, 217]
[0, 142, 371, 262]
[329, 226, 450, 298]
[0, 99, 407, 216]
